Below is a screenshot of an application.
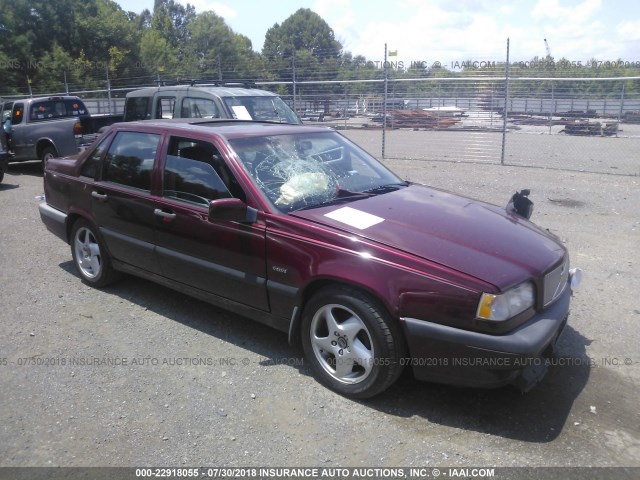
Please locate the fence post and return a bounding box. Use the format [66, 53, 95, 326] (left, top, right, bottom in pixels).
[344, 86, 348, 129]
[617, 82, 625, 137]
[500, 38, 510, 166]
[548, 82, 554, 134]
[292, 52, 297, 115]
[382, 43, 388, 159]
[105, 65, 112, 114]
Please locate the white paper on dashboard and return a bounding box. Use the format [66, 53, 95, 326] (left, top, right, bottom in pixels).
[231, 105, 252, 120]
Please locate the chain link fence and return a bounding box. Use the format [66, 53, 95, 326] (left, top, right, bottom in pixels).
[369, 76, 640, 176]
[3, 55, 639, 177]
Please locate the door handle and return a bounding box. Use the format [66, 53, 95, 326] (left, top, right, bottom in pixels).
[154, 208, 176, 221]
[91, 191, 108, 201]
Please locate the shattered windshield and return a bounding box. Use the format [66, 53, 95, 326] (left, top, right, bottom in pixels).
[228, 131, 405, 212]
[222, 96, 302, 124]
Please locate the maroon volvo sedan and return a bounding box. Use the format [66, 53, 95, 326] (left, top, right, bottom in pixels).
[39, 119, 581, 398]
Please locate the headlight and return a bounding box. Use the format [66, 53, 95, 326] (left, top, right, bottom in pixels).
[476, 282, 535, 321]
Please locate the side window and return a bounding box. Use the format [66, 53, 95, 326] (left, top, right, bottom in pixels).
[156, 97, 176, 119]
[181, 97, 219, 118]
[2, 103, 12, 123]
[66, 99, 87, 116]
[163, 137, 244, 206]
[103, 132, 160, 191]
[124, 97, 149, 121]
[12, 103, 24, 125]
[80, 133, 112, 179]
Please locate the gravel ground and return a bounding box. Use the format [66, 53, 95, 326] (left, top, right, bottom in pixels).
[0, 127, 639, 472]
[340, 122, 640, 176]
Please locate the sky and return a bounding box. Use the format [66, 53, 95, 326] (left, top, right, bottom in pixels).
[112, 0, 640, 65]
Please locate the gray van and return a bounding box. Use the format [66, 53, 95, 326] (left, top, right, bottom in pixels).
[123, 83, 301, 124]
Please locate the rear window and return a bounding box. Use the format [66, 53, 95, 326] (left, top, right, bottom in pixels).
[103, 131, 160, 191]
[29, 99, 87, 122]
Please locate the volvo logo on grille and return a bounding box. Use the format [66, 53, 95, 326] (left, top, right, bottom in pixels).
[552, 263, 566, 299]
[544, 259, 569, 306]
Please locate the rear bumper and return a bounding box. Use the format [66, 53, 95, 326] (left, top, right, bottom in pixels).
[400, 283, 572, 391]
[38, 202, 69, 243]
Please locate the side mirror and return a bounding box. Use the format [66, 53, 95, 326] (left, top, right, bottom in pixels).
[3, 119, 11, 135]
[208, 197, 257, 224]
[506, 189, 534, 220]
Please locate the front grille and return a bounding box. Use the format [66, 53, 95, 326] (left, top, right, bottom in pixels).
[543, 257, 569, 306]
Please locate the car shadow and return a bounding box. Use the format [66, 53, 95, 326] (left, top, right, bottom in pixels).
[6, 161, 43, 177]
[0, 182, 19, 191]
[58, 260, 306, 363]
[363, 323, 591, 442]
[59, 261, 590, 443]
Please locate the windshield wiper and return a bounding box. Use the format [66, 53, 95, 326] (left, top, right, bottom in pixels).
[363, 182, 409, 194]
[271, 99, 284, 123]
[291, 189, 373, 212]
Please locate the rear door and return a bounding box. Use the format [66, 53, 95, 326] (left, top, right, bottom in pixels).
[153, 134, 269, 310]
[155, 96, 177, 119]
[91, 130, 163, 274]
[7, 103, 28, 158]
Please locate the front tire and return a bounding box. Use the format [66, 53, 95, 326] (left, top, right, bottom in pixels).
[301, 286, 405, 399]
[70, 219, 119, 287]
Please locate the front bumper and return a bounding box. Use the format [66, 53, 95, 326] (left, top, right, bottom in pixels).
[400, 282, 572, 391]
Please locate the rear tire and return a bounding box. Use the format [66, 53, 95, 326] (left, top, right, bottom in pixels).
[301, 286, 405, 399]
[70, 219, 120, 287]
[41, 146, 57, 169]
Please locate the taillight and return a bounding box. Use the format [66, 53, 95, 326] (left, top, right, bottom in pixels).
[73, 121, 82, 136]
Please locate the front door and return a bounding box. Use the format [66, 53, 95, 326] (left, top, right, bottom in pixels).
[153, 135, 269, 311]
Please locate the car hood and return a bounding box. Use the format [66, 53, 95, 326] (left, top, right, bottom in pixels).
[290, 184, 566, 289]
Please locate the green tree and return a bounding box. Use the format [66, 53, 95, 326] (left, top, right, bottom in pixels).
[150, 0, 195, 50]
[139, 29, 176, 75]
[0, 0, 142, 94]
[263, 8, 341, 60]
[262, 8, 343, 98]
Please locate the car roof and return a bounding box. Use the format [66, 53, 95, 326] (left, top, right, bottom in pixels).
[126, 85, 278, 98]
[111, 118, 333, 139]
[5, 95, 83, 104]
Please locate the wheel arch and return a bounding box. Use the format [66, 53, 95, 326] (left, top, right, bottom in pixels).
[65, 212, 88, 244]
[36, 139, 58, 159]
[65, 212, 106, 250]
[68, 214, 121, 287]
[288, 277, 403, 347]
